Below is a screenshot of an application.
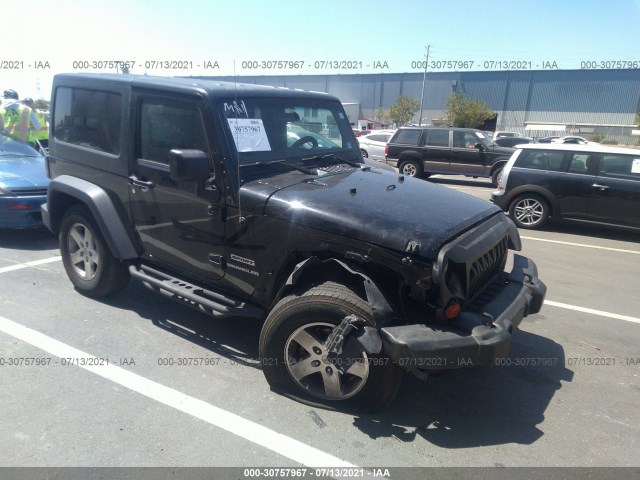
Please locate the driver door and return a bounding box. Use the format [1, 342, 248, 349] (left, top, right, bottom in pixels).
[128, 92, 226, 283]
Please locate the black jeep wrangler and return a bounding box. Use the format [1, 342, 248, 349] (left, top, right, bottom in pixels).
[42, 73, 546, 411]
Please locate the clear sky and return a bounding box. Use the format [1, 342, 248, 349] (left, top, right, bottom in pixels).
[6, 0, 640, 101]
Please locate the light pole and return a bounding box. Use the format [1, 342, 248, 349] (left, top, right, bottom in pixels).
[418, 44, 431, 126]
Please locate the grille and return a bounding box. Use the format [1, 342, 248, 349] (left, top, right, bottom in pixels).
[467, 236, 508, 300]
[9, 187, 48, 196]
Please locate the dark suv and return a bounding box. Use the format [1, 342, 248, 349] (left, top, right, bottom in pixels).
[492, 143, 640, 230]
[42, 73, 545, 411]
[385, 127, 515, 186]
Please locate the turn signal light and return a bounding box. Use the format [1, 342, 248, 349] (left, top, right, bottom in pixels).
[8, 204, 30, 210]
[444, 301, 461, 320]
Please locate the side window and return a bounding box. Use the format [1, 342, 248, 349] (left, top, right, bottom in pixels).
[453, 131, 478, 148]
[599, 154, 640, 180]
[568, 154, 590, 174]
[427, 130, 449, 147]
[53, 87, 122, 155]
[515, 150, 565, 171]
[392, 129, 422, 145]
[367, 134, 386, 142]
[139, 98, 209, 164]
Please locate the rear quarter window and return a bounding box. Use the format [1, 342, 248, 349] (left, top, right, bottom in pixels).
[391, 129, 422, 145]
[514, 150, 565, 171]
[53, 87, 122, 155]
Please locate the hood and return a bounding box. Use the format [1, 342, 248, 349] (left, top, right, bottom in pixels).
[489, 144, 515, 156]
[0, 155, 49, 189]
[240, 166, 501, 259]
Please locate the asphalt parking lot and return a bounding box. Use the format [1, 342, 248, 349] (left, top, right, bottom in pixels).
[1, 174, 639, 477]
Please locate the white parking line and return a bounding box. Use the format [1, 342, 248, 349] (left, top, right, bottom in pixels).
[0, 315, 356, 469]
[0, 256, 62, 274]
[545, 300, 640, 325]
[521, 236, 640, 255]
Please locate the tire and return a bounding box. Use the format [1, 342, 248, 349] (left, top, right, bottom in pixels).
[399, 159, 423, 177]
[508, 194, 550, 229]
[59, 204, 130, 297]
[491, 167, 504, 187]
[360, 148, 368, 158]
[259, 281, 402, 412]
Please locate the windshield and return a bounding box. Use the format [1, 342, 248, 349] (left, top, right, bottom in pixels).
[0, 130, 41, 157]
[217, 97, 360, 166]
[475, 130, 496, 148]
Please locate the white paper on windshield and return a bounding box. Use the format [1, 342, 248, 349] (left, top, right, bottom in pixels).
[631, 159, 640, 174]
[227, 118, 272, 152]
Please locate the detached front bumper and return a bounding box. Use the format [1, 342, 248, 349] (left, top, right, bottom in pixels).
[380, 254, 546, 371]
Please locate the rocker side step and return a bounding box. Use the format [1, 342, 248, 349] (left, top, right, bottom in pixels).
[128, 264, 264, 319]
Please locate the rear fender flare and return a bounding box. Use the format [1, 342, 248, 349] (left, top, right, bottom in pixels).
[46, 175, 140, 260]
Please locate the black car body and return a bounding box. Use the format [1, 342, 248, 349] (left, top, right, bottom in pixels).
[494, 136, 533, 148]
[384, 126, 515, 186]
[492, 143, 640, 230]
[42, 73, 546, 411]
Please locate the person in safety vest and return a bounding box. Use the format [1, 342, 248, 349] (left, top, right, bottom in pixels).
[23, 97, 49, 149]
[0, 89, 41, 143]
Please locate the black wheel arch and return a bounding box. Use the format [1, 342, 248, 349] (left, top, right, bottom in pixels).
[270, 256, 402, 328]
[45, 175, 141, 260]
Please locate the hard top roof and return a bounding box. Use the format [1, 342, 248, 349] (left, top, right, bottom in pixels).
[53, 73, 336, 101]
[517, 143, 640, 155]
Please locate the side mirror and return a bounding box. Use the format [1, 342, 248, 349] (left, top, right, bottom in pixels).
[169, 149, 210, 181]
[475, 142, 485, 151]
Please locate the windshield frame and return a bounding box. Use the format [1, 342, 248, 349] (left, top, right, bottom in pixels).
[216, 96, 361, 176]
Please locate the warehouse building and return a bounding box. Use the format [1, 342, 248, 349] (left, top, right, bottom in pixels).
[196, 69, 640, 145]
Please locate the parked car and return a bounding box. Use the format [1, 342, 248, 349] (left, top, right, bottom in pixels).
[0, 130, 49, 228]
[384, 126, 515, 186]
[552, 136, 595, 145]
[43, 73, 545, 411]
[494, 136, 533, 148]
[492, 131, 518, 140]
[492, 143, 640, 230]
[351, 127, 362, 137]
[535, 136, 560, 143]
[357, 129, 395, 161]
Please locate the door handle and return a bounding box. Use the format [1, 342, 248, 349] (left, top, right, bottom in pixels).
[592, 183, 610, 191]
[128, 176, 155, 190]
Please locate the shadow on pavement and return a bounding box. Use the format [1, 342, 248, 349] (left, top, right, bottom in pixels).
[0, 227, 57, 251]
[351, 328, 573, 448]
[102, 280, 262, 368]
[427, 176, 493, 188]
[103, 279, 572, 449]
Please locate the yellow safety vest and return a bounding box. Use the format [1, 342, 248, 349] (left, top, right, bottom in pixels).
[28, 109, 49, 143]
[1, 105, 32, 142]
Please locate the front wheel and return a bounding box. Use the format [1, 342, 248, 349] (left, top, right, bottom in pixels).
[491, 167, 504, 187]
[259, 281, 402, 411]
[360, 148, 368, 158]
[59, 205, 130, 297]
[509, 194, 550, 229]
[399, 159, 423, 177]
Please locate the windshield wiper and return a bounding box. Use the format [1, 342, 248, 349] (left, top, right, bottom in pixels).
[301, 153, 362, 168]
[240, 159, 316, 175]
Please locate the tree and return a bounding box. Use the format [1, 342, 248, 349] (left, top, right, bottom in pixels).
[374, 107, 388, 126]
[446, 92, 495, 128]
[388, 96, 421, 126]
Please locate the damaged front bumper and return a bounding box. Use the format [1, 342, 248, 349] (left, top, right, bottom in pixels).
[380, 254, 546, 371]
